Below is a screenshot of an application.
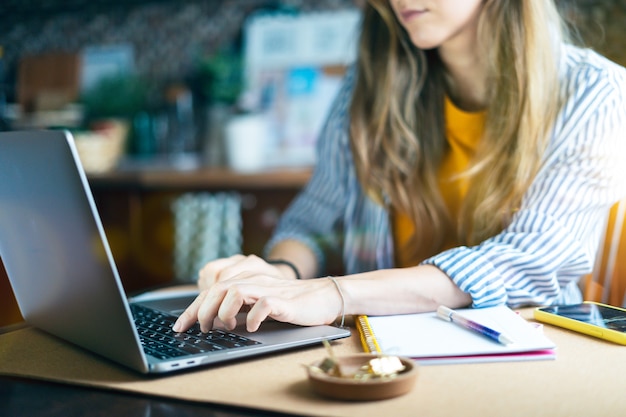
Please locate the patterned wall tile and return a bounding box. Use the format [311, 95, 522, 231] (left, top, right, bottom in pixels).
[1, 0, 624, 103]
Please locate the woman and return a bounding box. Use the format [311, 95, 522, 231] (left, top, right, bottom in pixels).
[174, 0, 626, 333]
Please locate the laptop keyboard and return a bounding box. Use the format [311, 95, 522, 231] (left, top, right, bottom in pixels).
[131, 304, 262, 360]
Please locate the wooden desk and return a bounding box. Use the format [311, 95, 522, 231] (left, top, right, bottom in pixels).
[1, 308, 626, 417]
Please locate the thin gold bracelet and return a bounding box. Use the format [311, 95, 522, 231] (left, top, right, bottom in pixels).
[328, 276, 345, 328]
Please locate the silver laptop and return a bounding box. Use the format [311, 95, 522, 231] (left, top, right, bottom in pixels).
[0, 129, 350, 374]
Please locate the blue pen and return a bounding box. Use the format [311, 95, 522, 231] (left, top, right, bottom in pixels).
[437, 306, 514, 345]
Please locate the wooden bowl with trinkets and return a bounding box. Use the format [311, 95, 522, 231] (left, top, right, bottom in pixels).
[306, 353, 418, 401]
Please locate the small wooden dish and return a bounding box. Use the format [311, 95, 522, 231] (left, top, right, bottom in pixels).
[306, 353, 418, 401]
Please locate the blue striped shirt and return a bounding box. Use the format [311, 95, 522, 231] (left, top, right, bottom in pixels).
[265, 45, 626, 308]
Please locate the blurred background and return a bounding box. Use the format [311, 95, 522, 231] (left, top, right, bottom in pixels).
[0, 0, 624, 168]
[0, 0, 625, 326]
[0, 0, 366, 170]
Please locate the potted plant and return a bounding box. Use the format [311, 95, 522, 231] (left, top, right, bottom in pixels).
[77, 74, 149, 172]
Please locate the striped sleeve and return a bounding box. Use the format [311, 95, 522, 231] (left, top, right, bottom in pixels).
[423, 48, 626, 308]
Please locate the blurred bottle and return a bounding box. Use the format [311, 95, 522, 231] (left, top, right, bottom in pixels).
[164, 84, 197, 168]
[130, 110, 156, 157]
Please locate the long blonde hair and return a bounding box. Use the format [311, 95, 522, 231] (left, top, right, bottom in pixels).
[350, 0, 567, 260]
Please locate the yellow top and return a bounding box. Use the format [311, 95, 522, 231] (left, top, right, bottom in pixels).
[394, 97, 486, 267]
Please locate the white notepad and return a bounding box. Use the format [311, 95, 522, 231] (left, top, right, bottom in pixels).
[357, 306, 556, 365]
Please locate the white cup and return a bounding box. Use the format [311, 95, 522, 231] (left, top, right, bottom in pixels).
[224, 113, 271, 173]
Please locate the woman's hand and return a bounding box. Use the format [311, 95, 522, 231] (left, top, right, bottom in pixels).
[173, 274, 342, 333]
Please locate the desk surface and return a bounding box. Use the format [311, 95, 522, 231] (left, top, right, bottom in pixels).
[1, 309, 626, 417]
